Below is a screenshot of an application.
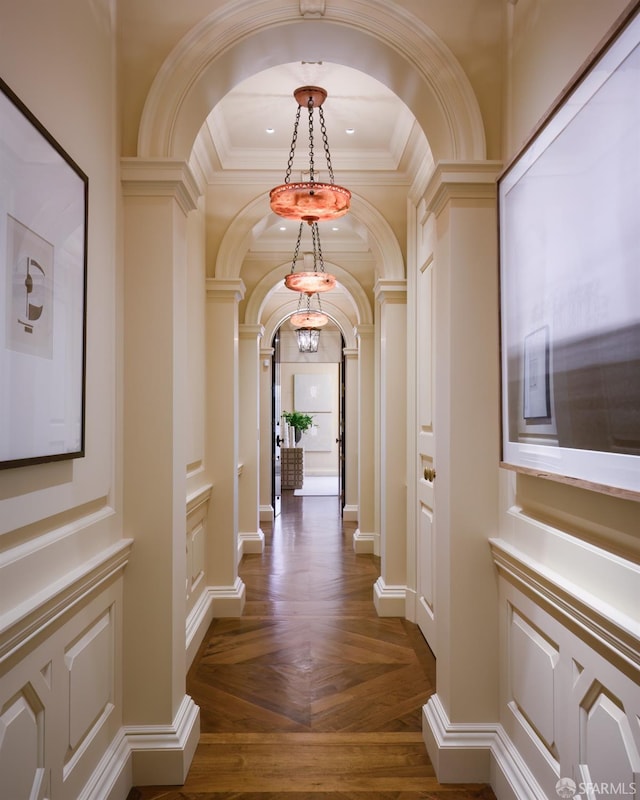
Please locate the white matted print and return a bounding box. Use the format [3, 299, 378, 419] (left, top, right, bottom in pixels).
[302, 413, 333, 452]
[0, 77, 88, 469]
[498, 6, 640, 499]
[294, 372, 332, 412]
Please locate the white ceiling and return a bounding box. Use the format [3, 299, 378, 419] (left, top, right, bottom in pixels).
[198, 61, 428, 333]
[205, 61, 420, 175]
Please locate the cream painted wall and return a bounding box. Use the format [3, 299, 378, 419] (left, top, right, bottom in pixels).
[0, 0, 127, 797]
[502, 0, 640, 566]
[505, 0, 631, 158]
[0, 0, 120, 537]
[483, 2, 640, 795]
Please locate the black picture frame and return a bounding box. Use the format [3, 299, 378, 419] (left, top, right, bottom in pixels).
[0, 77, 88, 470]
[498, 3, 640, 500]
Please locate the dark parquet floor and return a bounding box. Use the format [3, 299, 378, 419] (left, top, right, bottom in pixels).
[128, 490, 496, 799]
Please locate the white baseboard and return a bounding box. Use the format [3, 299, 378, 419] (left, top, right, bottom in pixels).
[207, 577, 246, 617]
[353, 528, 376, 554]
[342, 504, 358, 522]
[125, 694, 200, 787]
[239, 529, 265, 555]
[373, 577, 406, 617]
[186, 588, 216, 668]
[78, 728, 131, 800]
[422, 696, 546, 799]
[404, 587, 417, 622]
[259, 504, 274, 523]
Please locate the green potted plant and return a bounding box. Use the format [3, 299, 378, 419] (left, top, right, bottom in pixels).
[281, 410, 314, 444]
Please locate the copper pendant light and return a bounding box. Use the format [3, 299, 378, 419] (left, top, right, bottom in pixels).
[290, 291, 329, 330]
[270, 86, 351, 223]
[284, 220, 336, 294]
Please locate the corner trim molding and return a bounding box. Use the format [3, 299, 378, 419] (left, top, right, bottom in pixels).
[125, 695, 200, 786]
[373, 577, 406, 617]
[259, 504, 275, 523]
[422, 695, 545, 798]
[353, 529, 376, 554]
[120, 157, 200, 214]
[342, 504, 358, 522]
[422, 160, 502, 217]
[489, 537, 640, 673]
[239, 529, 265, 555]
[0, 537, 134, 665]
[207, 577, 246, 617]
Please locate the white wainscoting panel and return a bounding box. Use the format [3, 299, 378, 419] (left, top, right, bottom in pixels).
[508, 608, 559, 759]
[0, 686, 46, 800]
[65, 610, 114, 754]
[0, 538, 132, 800]
[490, 533, 640, 799]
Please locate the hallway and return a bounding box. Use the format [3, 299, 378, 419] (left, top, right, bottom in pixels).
[128, 492, 495, 798]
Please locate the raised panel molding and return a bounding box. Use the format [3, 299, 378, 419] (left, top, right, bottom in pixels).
[185, 483, 212, 625]
[189, 522, 206, 591]
[418, 503, 434, 610]
[579, 684, 640, 790]
[0, 539, 133, 666]
[64, 610, 114, 754]
[489, 537, 640, 671]
[488, 536, 640, 800]
[0, 686, 45, 800]
[1, 539, 131, 800]
[508, 609, 559, 757]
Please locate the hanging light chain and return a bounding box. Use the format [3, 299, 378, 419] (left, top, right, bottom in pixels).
[289, 222, 304, 273]
[284, 104, 302, 184]
[318, 106, 336, 184]
[299, 291, 324, 313]
[311, 221, 325, 273]
[307, 96, 316, 183]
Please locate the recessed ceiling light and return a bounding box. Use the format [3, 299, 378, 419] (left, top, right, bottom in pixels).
[279, 226, 287, 231]
[266, 127, 275, 134]
[331, 226, 339, 231]
[345, 128, 355, 135]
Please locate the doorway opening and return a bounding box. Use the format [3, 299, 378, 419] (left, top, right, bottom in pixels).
[271, 320, 346, 516]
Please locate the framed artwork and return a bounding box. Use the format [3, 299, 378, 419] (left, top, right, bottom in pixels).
[523, 326, 550, 421]
[294, 372, 333, 412]
[498, 5, 640, 499]
[0, 78, 88, 469]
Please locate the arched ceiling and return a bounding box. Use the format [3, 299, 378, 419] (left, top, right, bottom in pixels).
[126, 0, 491, 345]
[204, 61, 421, 176]
[194, 61, 428, 333]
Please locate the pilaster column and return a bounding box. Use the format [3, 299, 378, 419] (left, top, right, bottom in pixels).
[342, 347, 359, 522]
[418, 161, 502, 781]
[259, 346, 275, 522]
[353, 325, 376, 553]
[238, 324, 265, 554]
[373, 282, 407, 616]
[120, 158, 200, 783]
[205, 278, 246, 615]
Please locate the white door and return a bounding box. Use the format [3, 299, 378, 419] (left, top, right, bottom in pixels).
[415, 255, 437, 653]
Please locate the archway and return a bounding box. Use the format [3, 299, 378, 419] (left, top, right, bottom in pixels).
[136, 1, 486, 163]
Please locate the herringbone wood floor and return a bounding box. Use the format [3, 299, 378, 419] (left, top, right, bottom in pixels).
[128, 491, 496, 799]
